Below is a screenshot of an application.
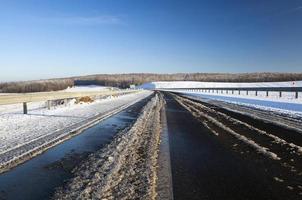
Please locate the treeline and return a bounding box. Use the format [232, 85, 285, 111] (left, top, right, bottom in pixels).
[1, 73, 302, 93]
[73, 73, 302, 88]
[0, 79, 74, 93]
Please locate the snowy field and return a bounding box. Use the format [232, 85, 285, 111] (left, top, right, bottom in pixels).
[64, 85, 111, 92]
[0, 91, 152, 170]
[140, 81, 302, 114]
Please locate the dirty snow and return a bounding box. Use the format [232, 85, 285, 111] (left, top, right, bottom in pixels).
[54, 94, 163, 200]
[182, 95, 302, 156]
[174, 94, 281, 160]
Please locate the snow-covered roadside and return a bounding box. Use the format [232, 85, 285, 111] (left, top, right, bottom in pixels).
[175, 90, 302, 104]
[139, 81, 302, 89]
[54, 94, 164, 200]
[0, 101, 46, 115]
[0, 91, 152, 172]
[140, 80, 302, 113]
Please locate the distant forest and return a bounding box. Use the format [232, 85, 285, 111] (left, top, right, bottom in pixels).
[1, 72, 302, 93]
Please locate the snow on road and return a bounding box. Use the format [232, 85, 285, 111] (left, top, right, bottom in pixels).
[0, 91, 152, 171]
[173, 94, 281, 160]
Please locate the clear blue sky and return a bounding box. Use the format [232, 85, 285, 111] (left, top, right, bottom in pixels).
[0, 0, 301, 81]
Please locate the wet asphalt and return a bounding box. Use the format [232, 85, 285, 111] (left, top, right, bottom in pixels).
[0, 92, 300, 200]
[163, 93, 288, 200]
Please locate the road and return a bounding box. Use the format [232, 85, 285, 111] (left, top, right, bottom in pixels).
[163, 92, 302, 200]
[1, 91, 302, 199]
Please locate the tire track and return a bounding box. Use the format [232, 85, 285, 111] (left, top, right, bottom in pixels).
[177, 95, 302, 173]
[171, 93, 302, 195]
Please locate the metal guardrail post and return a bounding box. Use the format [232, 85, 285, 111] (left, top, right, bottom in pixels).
[255, 91, 258, 96]
[47, 100, 51, 110]
[296, 92, 299, 99]
[238, 90, 240, 95]
[23, 102, 27, 114]
[279, 91, 282, 98]
[266, 91, 269, 97]
[246, 90, 249, 95]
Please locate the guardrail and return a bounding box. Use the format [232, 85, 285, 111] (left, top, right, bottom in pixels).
[157, 87, 302, 99]
[0, 90, 138, 114]
[0, 90, 137, 105]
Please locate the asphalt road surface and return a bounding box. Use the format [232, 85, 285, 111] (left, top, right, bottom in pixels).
[163, 92, 302, 200]
[1, 91, 302, 200]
